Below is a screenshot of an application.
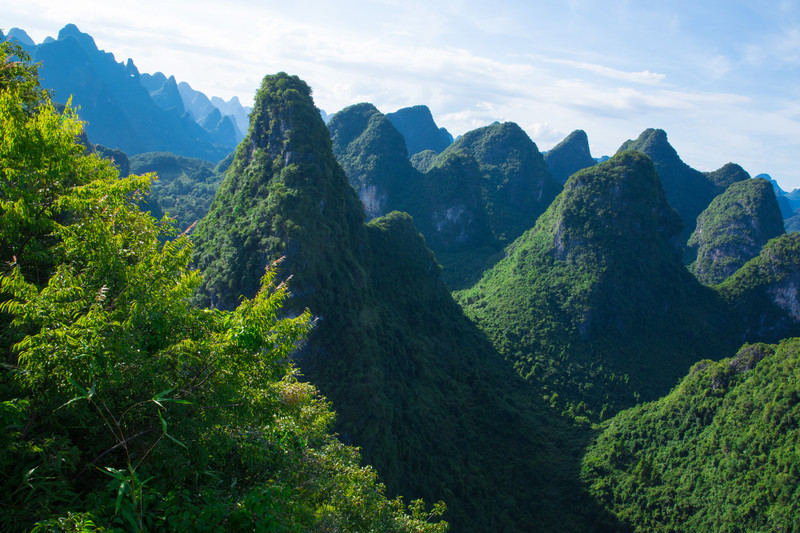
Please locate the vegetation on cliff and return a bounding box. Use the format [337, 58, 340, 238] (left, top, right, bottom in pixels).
[457, 151, 737, 420]
[689, 177, 785, 285]
[190, 73, 618, 531]
[0, 43, 447, 532]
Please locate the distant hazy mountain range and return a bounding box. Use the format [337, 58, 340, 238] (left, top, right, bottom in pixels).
[3, 24, 250, 162]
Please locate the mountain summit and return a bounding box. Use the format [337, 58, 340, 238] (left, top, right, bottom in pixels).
[458, 151, 735, 419]
[191, 72, 600, 531]
[618, 128, 720, 240]
[543, 129, 596, 184]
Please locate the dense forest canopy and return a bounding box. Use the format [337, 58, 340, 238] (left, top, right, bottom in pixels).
[0, 40, 446, 532]
[4, 23, 800, 532]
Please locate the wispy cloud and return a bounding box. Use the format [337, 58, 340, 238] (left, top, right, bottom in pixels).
[533, 56, 667, 85]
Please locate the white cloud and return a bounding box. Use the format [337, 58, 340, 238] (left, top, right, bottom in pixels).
[534, 57, 667, 85]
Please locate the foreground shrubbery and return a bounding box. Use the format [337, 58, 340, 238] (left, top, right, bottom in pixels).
[0, 39, 445, 532]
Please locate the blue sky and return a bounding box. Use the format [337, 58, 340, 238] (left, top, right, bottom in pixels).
[6, 0, 800, 189]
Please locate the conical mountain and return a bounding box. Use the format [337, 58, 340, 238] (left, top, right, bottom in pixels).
[543, 129, 596, 184]
[618, 128, 719, 241]
[191, 73, 608, 531]
[439, 121, 562, 244]
[457, 151, 736, 420]
[689, 177, 785, 285]
[151, 74, 185, 115]
[193, 73, 367, 312]
[386, 104, 453, 156]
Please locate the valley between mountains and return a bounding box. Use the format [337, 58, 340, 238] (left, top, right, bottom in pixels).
[2, 26, 800, 532]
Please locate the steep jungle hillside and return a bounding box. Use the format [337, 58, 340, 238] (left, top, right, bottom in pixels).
[328, 103, 497, 288]
[385, 104, 453, 156]
[190, 72, 609, 531]
[688, 177, 785, 285]
[717, 232, 800, 343]
[543, 129, 596, 184]
[0, 42, 445, 532]
[704, 161, 752, 190]
[457, 151, 738, 421]
[437, 121, 563, 245]
[618, 128, 742, 242]
[583, 340, 800, 532]
[328, 102, 422, 219]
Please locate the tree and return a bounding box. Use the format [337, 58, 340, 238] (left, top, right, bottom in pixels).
[0, 42, 446, 532]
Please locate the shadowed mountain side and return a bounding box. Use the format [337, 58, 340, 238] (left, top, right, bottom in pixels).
[438, 122, 563, 245]
[328, 104, 500, 288]
[703, 162, 751, 191]
[543, 129, 596, 184]
[191, 73, 616, 531]
[386, 104, 453, 156]
[717, 232, 800, 343]
[618, 128, 731, 243]
[328, 102, 420, 219]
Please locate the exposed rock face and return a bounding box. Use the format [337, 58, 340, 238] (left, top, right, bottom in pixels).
[543, 129, 596, 184]
[328, 104, 494, 287]
[357, 183, 388, 218]
[419, 151, 493, 252]
[719, 232, 800, 342]
[438, 121, 562, 244]
[328, 102, 415, 221]
[689, 178, 785, 285]
[386, 104, 453, 156]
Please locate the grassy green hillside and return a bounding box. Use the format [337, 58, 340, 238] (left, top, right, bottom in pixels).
[689, 177, 785, 285]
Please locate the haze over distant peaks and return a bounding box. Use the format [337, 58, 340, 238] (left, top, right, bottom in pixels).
[386, 104, 453, 156]
[2, 24, 247, 160]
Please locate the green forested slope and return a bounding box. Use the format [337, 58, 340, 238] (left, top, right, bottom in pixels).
[130, 151, 229, 231]
[0, 44, 445, 532]
[457, 151, 737, 420]
[583, 339, 800, 532]
[618, 128, 725, 242]
[689, 177, 785, 285]
[717, 232, 800, 343]
[543, 129, 596, 184]
[438, 121, 562, 244]
[190, 72, 610, 531]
